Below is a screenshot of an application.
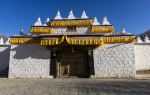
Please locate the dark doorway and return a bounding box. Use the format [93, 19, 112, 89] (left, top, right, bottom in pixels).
[48, 45, 96, 78]
[56, 47, 88, 78]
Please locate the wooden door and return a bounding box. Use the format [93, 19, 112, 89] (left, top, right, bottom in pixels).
[58, 51, 87, 78]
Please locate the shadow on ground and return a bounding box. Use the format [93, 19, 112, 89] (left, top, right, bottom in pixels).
[0, 79, 149, 95]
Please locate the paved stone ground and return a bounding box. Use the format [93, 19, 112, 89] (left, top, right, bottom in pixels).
[0, 78, 150, 95]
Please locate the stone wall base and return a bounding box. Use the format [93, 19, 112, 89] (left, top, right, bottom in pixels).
[8, 44, 51, 78]
[93, 43, 136, 78]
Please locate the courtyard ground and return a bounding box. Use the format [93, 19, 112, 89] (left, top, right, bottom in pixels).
[0, 78, 150, 95]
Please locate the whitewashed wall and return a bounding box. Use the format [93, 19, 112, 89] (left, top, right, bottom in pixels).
[134, 43, 150, 71]
[9, 44, 52, 78]
[93, 43, 135, 78]
[54, 27, 90, 35]
[0, 45, 10, 72]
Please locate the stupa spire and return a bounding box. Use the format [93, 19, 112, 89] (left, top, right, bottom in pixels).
[144, 35, 150, 43]
[19, 28, 25, 35]
[102, 17, 111, 25]
[0, 37, 4, 45]
[55, 10, 62, 19]
[37, 17, 41, 22]
[46, 17, 50, 22]
[43, 17, 50, 26]
[33, 16, 42, 26]
[68, 10, 75, 19]
[81, 11, 88, 19]
[121, 27, 126, 34]
[137, 36, 143, 43]
[93, 17, 100, 25]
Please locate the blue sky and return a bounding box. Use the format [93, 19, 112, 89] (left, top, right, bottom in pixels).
[0, 0, 150, 36]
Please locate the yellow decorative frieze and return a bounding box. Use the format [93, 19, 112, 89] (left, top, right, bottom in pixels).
[9, 36, 135, 45]
[66, 37, 103, 46]
[102, 36, 135, 43]
[40, 36, 65, 45]
[30, 27, 55, 34]
[51, 19, 93, 27]
[40, 36, 135, 46]
[91, 26, 114, 33]
[9, 38, 32, 44]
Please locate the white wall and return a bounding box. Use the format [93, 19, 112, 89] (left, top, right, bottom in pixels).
[93, 43, 135, 78]
[134, 43, 150, 71]
[9, 44, 52, 78]
[54, 27, 91, 35]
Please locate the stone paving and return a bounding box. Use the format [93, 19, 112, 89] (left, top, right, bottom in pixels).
[0, 78, 150, 95]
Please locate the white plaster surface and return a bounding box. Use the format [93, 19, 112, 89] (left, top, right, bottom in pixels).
[9, 44, 51, 78]
[54, 27, 90, 35]
[7, 42, 150, 78]
[93, 43, 135, 78]
[134, 43, 150, 71]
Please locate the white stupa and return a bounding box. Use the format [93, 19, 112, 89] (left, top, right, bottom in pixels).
[68, 10, 75, 19]
[19, 28, 24, 35]
[137, 36, 143, 43]
[0, 37, 4, 45]
[93, 17, 100, 25]
[33, 17, 42, 26]
[81, 11, 88, 19]
[121, 27, 131, 35]
[55, 10, 62, 19]
[102, 17, 111, 25]
[43, 17, 50, 26]
[121, 27, 126, 34]
[144, 35, 150, 43]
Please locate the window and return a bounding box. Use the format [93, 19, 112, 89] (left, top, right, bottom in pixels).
[67, 26, 76, 31]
